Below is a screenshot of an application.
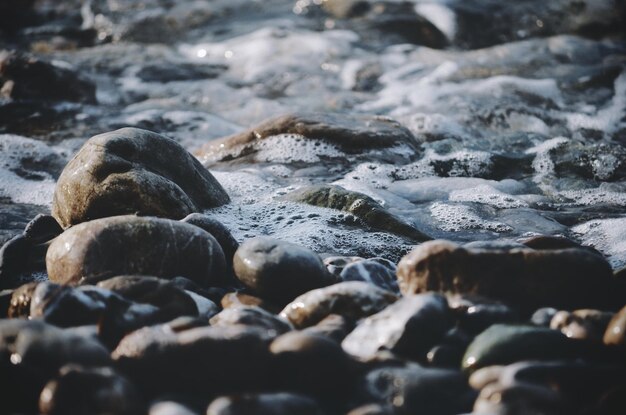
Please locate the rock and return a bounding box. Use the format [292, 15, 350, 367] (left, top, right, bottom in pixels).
[233, 237, 336, 305]
[112, 325, 273, 396]
[397, 240, 617, 313]
[346, 404, 391, 415]
[206, 392, 323, 415]
[46, 215, 227, 286]
[286, 185, 430, 242]
[473, 380, 565, 415]
[604, 305, 626, 346]
[39, 366, 140, 415]
[339, 257, 399, 293]
[550, 309, 614, 342]
[149, 401, 199, 415]
[0, 1, 36, 35]
[342, 293, 451, 361]
[426, 344, 466, 369]
[221, 291, 281, 314]
[531, 307, 559, 327]
[279, 281, 397, 329]
[52, 128, 229, 228]
[449, 296, 520, 335]
[210, 306, 293, 335]
[356, 363, 474, 415]
[0, 50, 96, 103]
[29, 282, 108, 327]
[24, 214, 63, 243]
[8, 281, 39, 317]
[135, 62, 227, 83]
[0, 319, 110, 413]
[270, 331, 355, 399]
[302, 314, 354, 343]
[197, 113, 418, 163]
[462, 324, 578, 373]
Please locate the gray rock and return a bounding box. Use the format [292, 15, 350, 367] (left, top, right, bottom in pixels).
[339, 257, 399, 293]
[342, 293, 451, 360]
[233, 237, 336, 305]
[279, 281, 397, 329]
[286, 185, 430, 242]
[207, 392, 323, 415]
[46, 215, 227, 286]
[210, 306, 293, 335]
[397, 240, 617, 313]
[52, 128, 229, 228]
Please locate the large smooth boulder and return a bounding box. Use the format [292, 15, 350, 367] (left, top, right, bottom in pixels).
[397, 240, 617, 313]
[46, 215, 227, 286]
[52, 128, 229, 228]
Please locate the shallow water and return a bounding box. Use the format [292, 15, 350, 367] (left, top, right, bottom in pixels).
[1, 0, 625, 268]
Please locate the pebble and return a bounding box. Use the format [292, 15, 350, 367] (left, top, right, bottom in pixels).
[52, 127, 229, 228]
[550, 309, 614, 342]
[206, 392, 323, 415]
[604, 305, 626, 346]
[46, 215, 227, 286]
[339, 257, 399, 293]
[210, 306, 293, 335]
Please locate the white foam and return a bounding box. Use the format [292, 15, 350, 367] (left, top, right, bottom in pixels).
[430, 202, 513, 233]
[572, 217, 626, 269]
[525, 136, 569, 185]
[414, 3, 457, 41]
[559, 186, 626, 207]
[254, 134, 344, 163]
[449, 184, 528, 209]
[0, 135, 63, 206]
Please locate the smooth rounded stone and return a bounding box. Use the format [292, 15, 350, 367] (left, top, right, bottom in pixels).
[473, 381, 565, 415]
[550, 309, 614, 342]
[7, 281, 38, 317]
[520, 235, 586, 251]
[150, 401, 199, 415]
[270, 331, 355, 398]
[426, 344, 465, 369]
[357, 363, 474, 415]
[342, 293, 451, 361]
[346, 404, 391, 415]
[302, 314, 354, 343]
[113, 325, 273, 396]
[97, 275, 201, 317]
[604, 305, 626, 346]
[0, 50, 96, 103]
[221, 291, 281, 313]
[206, 392, 323, 415]
[197, 112, 418, 162]
[279, 281, 398, 329]
[29, 282, 108, 327]
[233, 237, 336, 305]
[397, 240, 617, 313]
[450, 296, 520, 335]
[181, 213, 239, 273]
[531, 307, 559, 327]
[46, 215, 227, 286]
[339, 258, 399, 293]
[210, 306, 293, 335]
[39, 365, 140, 415]
[286, 185, 430, 242]
[52, 127, 229, 228]
[323, 255, 364, 277]
[462, 324, 577, 373]
[23, 214, 63, 244]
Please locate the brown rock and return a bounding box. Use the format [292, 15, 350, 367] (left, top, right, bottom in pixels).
[604, 305, 626, 346]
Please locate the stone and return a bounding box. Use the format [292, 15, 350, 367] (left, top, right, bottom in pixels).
[357, 363, 474, 415]
[221, 291, 281, 314]
[0, 50, 96, 103]
[604, 305, 626, 346]
[531, 307, 559, 327]
[39, 366, 140, 415]
[233, 237, 336, 305]
[29, 282, 108, 327]
[149, 401, 199, 415]
[279, 281, 397, 329]
[342, 293, 451, 361]
[206, 393, 323, 415]
[135, 62, 227, 83]
[270, 331, 355, 399]
[46, 215, 227, 286]
[210, 306, 293, 335]
[287, 185, 430, 242]
[197, 112, 418, 163]
[462, 324, 578, 373]
[8, 282, 39, 317]
[112, 325, 273, 396]
[550, 309, 614, 342]
[302, 314, 354, 343]
[339, 257, 399, 293]
[449, 296, 520, 335]
[397, 240, 617, 313]
[52, 128, 229, 228]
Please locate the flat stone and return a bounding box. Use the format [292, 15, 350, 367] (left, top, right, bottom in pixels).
[52, 127, 229, 228]
[46, 215, 227, 286]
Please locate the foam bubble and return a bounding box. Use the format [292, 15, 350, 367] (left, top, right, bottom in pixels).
[430, 202, 513, 233]
[449, 184, 528, 209]
[254, 134, 344, 163]
[572, 218, 626, 269]
[559, 186, 626, 207]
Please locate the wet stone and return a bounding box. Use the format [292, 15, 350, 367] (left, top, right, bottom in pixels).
[397, 240, 617, 313]
[531, 307, 560, 327]
[301, 314, 354, 343]
[339, 257, 399, 293]
[52, 127, 230, 228]
[287, 185, 430, 242]
[149, 401, 199, 415]
[233, 237, 336, 305]
[279, 281, 397, 329]
[46, 215, 227, 286]
[29, 282, 108, 327]
[39, 365, 141, 415]
[206, 392, 323, 415]
[210, 306, 293, 335]
[550, 309, 614, 342]
[342, 293, 451, 361]
[8, 281, 39, 318]
[462, 324, 578, 373]
[604, 305, 626, 347]
[221, 291, 281, 314]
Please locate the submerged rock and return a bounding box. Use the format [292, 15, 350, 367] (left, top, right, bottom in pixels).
[52, 128, 229, 228]
[287, 185, 430, 242]
[397, 240, 617, 313]
[279, 281, 397, 329]
[46, 215, 227, 286]
[233, 237, 336, 305]
[342, 293, 451, 361]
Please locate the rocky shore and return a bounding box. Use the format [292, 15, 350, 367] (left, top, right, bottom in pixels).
[1, 0, 626, 414]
